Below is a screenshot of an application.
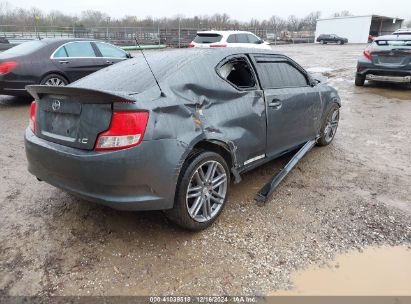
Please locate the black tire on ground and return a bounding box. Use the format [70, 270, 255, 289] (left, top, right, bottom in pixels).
[355, 74, 365, 86]
[40, 74, 68, 86]
[165, 150, 230, 231]
[317, 103, 340, 146]
[321, 40, 326, 44]
[337, 40, 342, 45]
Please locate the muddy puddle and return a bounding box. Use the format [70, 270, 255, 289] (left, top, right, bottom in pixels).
[272, 246, 411, 295]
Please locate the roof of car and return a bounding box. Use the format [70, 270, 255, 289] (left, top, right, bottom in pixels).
[196, 30, 258, 36]
[375, 35, 411, 40]
[184, 47, 280, 57]
[40, 38, 100, 45]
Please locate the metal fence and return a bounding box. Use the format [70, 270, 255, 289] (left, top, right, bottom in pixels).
[0, 25, 315, 47]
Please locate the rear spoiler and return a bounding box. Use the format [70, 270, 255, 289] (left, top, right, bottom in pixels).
[26, 85, 135, 104]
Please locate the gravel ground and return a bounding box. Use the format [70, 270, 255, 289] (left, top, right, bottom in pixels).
[0, 44, 410, 296]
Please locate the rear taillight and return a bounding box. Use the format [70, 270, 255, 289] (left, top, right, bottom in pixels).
[0, 61, 17, 74]
[29, 101, 36, 132]
[95, 111, 149, 151]
[363, 49, 373, 60]
[188, 43, 195, 48]
[210, 44, 227, 48]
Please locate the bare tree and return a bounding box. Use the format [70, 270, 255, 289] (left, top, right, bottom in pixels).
[302, 11, 321, 30]
[80, 10, 109, 27]
[332, 10, 353, 17]
[269, 15, 286, 37]
[287, 15, 300, 31]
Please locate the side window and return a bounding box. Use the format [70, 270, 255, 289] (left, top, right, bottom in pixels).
[227, 34, 236, 43]
[95, 42, 127, 58]
[53, 46, 68, 58]
[236, 34, 249, 43]
[247, 34, 260, 44]
[218, 57, 256, 89]
[257, 61, 308, 88]
[63, 42, 96, 58]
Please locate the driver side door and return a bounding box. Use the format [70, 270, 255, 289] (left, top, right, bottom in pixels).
[252, 55, 321, 158]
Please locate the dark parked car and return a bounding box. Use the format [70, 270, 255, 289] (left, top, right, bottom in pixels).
[25, 48, 341, 230]
[316, 34, 348, 45]
[355, 35, 411, 86]
[0, 38, 130, 96]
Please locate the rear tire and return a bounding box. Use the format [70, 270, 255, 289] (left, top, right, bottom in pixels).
[355, 74, 365, 86]
[321, 40, 326, 44]
[40, 74, 68, 86]
[165, 151, 230, 231]
[317, 103, 340, 146]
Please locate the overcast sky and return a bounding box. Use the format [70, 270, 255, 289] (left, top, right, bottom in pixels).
[8, 0, 411, 21]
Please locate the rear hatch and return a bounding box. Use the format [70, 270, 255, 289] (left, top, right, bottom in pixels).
[191, 33, 223, 48]
[371, 39, 411, 68]
[27, 85, 131, 150]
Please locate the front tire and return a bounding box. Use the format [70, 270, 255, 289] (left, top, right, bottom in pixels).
[165, 151, 230, 231]
[40, 74, 68, 86]
[321, 40, 326, 45]
[317, 103, 340, 146]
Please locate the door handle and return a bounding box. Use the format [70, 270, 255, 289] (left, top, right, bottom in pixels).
[58, 60, 69, 64]
[106, 60, 114, 64]
[268, 99, 282, 109]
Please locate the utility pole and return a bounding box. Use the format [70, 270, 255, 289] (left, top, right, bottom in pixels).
[178, 17, 181, 48]
[158, 22, 160, 45]
[106, 17, 110, 41]
[34, 15, 40, 39]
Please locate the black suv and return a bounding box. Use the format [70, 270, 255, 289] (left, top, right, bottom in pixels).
[355, 35, 411, 86]
[317, 34, 348, 45]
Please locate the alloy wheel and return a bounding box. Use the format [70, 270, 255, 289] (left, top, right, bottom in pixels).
[186, 160, 228, 223]
[44, 77, 66, 86]
[324, 108, 339, 143]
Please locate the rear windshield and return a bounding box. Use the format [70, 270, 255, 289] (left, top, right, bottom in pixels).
[73, 50, 200, 93]
[194, 34, 222, 44]
[373, 40, 411, 50]
[0, 40, 44, 56]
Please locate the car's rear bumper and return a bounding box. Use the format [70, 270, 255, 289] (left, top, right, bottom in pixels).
[366, 74, 411, 83]
[25, 128, 186, 211]
[356, 62, 411, 83]
[0, 79, 35, 96]
[357, 68, 411, 83]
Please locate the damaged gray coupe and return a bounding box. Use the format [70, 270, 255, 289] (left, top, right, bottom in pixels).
[25, 48, 341, 230]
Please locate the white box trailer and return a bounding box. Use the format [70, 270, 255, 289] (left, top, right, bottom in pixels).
[315, 15, 404, 43]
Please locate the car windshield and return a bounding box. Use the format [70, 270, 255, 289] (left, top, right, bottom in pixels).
[194, 34, 222, 44]
[374, 40, 411, 50]
[1, 40, 44, 56]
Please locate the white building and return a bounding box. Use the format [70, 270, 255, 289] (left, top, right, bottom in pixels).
[315, 15, 404, 43]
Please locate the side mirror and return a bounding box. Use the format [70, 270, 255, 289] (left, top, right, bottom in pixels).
[310, 79, 319, 87]
[258, 39, 264, 44]
[126, 52, 132, 59]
